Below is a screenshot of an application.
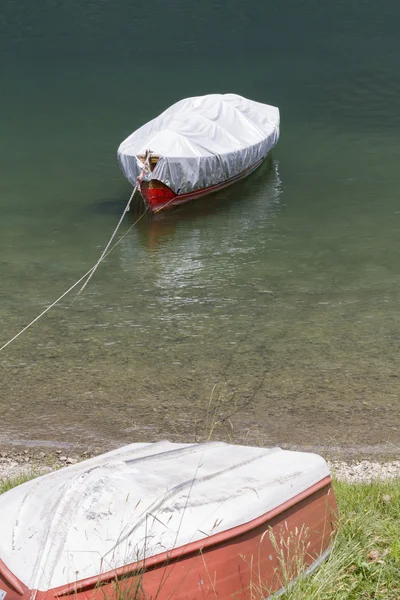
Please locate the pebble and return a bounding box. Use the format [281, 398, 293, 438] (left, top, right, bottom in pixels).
[328, 460, 400, 483]
[367, 549, 380, 562]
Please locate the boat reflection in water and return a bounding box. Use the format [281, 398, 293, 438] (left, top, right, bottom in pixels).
[129, 156, 283, 251]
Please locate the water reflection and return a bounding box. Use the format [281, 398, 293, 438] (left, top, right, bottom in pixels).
[130, 158, 283, 252]
[116, 159, 283, 345]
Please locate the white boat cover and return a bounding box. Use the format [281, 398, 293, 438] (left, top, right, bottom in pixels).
[0, 441, 328, 591]
[117, 94, 280, 194]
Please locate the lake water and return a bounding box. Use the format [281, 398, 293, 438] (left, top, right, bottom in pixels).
[1, 0, 399, 456]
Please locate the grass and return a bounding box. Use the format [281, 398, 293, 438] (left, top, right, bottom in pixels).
[0, 471, 38, 494]
[266, 479, 400, 600]
[1, 471, 399, 599]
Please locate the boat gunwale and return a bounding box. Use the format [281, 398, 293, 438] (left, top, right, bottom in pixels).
[0, 560, 27, 596]
[140, 154, 267, 212]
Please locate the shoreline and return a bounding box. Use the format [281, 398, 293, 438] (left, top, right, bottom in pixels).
[1, 437, 399, 461]
[1, 444, 399, 484]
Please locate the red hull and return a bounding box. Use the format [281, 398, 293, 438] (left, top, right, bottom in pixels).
[1, 477, 337, 600]
[140, 157, 266, 214]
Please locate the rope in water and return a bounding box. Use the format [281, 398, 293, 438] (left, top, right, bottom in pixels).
[77, 152, 153, 295]
[77, 186, 137, 296]
[0, 209, 149, 354]
[0, 159, 152, 354]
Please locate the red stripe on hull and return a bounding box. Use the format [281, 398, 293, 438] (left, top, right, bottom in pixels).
[140, 183, 176, 211]
[140, 156, 266, 213]
[2, 477, 337, 600]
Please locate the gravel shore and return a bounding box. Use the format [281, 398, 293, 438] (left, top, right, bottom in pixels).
[0, 449, 89, 482]
[1, 448, 399, 484]
[328, 459, 400, 483]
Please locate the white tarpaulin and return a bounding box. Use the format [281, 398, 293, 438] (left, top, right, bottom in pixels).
[0, 441, 327, 590]
[118, 94, 280, 194]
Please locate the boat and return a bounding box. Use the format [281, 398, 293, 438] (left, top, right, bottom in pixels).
[117, 94, 280, 213]
[0, 441, 336, 600]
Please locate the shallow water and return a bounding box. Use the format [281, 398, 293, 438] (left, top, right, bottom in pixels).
[0, 1, 399, 455]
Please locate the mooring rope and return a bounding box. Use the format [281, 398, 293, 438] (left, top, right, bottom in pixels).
[77, 153, 152, 295]
[0, 209, 150, 354]
[0, 159, 152, 354]
[76, 186, 138, 295]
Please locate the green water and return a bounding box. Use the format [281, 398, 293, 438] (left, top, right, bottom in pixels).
[1, 1, 399, 455]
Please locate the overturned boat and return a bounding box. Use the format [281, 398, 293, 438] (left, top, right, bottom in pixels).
[0, 441, 336, 600]
[118, 94, 280, 213]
